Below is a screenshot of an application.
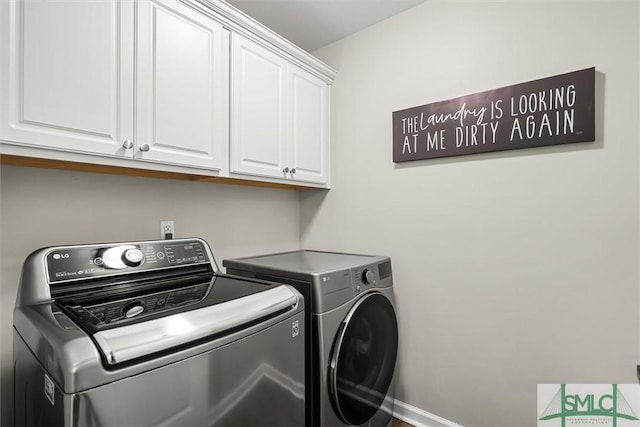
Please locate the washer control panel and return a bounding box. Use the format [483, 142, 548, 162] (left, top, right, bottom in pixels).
[46, 240, 209, 283]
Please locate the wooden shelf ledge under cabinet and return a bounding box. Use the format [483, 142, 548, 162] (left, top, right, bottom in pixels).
[0, 155, 315, 191]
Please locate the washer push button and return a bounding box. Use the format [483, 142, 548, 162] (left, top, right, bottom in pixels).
[123, 301, 145, 318]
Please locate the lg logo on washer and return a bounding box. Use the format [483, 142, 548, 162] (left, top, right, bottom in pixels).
[52, 253, 70, 260]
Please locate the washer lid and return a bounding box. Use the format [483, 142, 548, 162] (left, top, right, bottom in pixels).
[93, 284, 300, 366]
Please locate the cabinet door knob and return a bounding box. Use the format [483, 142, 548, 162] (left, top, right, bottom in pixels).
[122, 140, 133, 149]
[290, 168, 296, 174]
[283, 167, 290, 173]
[139, 144, 150, 152]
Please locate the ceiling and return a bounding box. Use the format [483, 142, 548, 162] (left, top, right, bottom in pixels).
[225, 0, 426, 52]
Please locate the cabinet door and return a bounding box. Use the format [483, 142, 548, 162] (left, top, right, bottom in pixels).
[230, 34, 287, 179]
[136, 0, 228, 170]
[288, 66, 329, 184]
[1, 0, 134, 156]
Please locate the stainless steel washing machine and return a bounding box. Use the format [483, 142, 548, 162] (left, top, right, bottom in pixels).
[224, 250, 398, 427]
[13, 238, 305, 427]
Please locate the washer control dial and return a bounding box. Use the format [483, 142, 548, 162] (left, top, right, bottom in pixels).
[362, 269, 375, 285]
[122, 248, 144, 266]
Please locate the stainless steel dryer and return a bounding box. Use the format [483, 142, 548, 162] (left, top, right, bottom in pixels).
[13, 238, 305, 427]
[224, 250, 398, 427]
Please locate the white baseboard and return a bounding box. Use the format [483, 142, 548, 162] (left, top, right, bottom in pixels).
[393, 399, 464, 427]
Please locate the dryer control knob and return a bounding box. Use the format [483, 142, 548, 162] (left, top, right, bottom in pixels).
[123, 248, 144, 266]
[362, 269, 375, 285]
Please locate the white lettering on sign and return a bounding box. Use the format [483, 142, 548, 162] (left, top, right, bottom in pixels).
[392, 68, 594, 162]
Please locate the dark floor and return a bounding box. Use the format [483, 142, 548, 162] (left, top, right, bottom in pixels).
[392, 418, 415, 427]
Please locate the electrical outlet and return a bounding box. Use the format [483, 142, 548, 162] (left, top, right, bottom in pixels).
[160, 221, 174, 239]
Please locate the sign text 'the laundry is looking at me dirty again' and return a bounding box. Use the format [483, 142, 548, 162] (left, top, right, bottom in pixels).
[392, 67, 595, 162]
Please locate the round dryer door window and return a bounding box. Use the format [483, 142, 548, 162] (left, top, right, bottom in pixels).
[329, 292, 398, 425]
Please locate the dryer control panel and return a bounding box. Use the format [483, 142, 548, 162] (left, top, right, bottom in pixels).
[352, 260, 393, 294]
[311, 259, 393, 313]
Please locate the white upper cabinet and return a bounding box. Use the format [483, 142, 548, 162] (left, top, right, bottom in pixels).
[1, 0, 228, 170]
[230, 34, 287, 178]
[1, 0, 335, 187]
[289, 65, 329, 184]
[1, 0, 134, 156]
[230, 33, 330, 185]
[136, 0, 228, 170]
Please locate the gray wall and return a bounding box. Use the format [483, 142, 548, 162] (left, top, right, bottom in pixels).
[0, 165, 301, 426]
[302, 1, 640, 426]
[2, 2, 639, 427]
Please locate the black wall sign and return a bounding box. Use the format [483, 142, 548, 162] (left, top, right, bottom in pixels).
[392, 67, 595, 162]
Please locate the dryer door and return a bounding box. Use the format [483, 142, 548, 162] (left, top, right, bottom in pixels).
[329, 292, 398, 425]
